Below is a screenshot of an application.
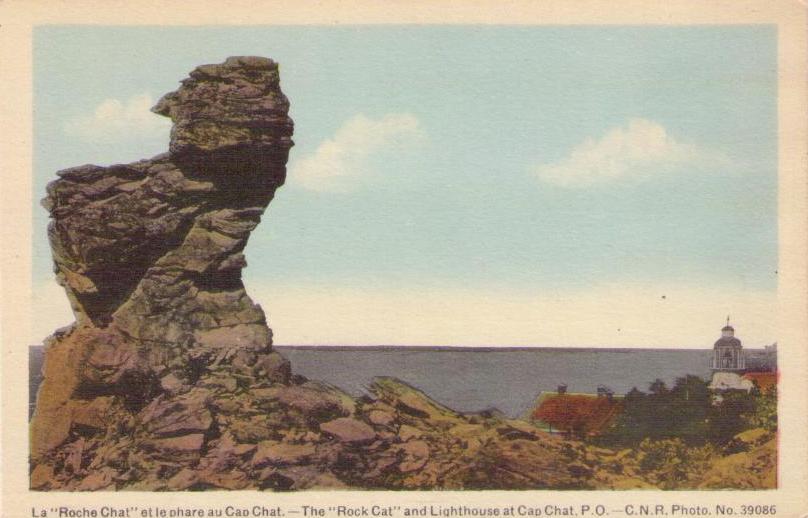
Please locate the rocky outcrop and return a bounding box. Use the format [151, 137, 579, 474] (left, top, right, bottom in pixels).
[29, 56, 776, 491]
[31, 56, 296, 484]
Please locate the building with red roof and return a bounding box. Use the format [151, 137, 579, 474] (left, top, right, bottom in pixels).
[530, 390, 623, 437]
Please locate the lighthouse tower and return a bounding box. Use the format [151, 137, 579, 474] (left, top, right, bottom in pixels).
[711, 317, 745, 371]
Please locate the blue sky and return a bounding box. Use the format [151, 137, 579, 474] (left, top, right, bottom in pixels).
[31, 25, 778, 347]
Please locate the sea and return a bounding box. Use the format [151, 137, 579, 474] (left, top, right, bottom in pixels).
[29, 345, 721, 419]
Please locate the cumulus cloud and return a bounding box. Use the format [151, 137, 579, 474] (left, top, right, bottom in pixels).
[534, 118, 728, 188]
[63, 93, 171, 143]
[290, 113, 424, 192]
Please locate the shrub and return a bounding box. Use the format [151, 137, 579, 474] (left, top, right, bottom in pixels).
[746, 386, 777, 432]
[707, 391, 756, 445]
[636, 438, 715, 488]
[598, 376, 711, 447]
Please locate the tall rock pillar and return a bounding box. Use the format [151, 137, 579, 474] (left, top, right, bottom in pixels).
[31, 57, 294, 484]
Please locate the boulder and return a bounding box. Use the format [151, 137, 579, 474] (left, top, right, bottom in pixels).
[367, 409, 396, 427]
[320, 418, 377, 444]
[166, 468, 199, 491]
[398, 440, 430, 473]
[30, 464, 55, 490]
[77, 468, 117, 491]
[254, 352, 291, 384]
[251, 441, 317, 467]
[71, 396, 116, 432]
[137, 392, 213, 437]
[143, 434, 206, 457]
[272, 384, 353, 421]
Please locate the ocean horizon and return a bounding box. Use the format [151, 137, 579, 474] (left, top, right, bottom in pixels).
[26, 344, 769, 419]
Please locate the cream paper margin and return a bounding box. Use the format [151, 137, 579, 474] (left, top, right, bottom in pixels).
[0, 1, 806, 517]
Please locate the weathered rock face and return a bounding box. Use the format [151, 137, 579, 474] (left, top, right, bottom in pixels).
[45, 56, 291, 331]
[31, 56, 293, 464]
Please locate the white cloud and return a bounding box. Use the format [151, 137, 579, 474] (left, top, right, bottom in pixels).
[534, 118, 727, 188]
[64, 93, 171, 143]
[290, 113, 424, 192]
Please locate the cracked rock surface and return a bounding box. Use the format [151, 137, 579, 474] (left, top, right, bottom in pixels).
[31, 56, 300, 487]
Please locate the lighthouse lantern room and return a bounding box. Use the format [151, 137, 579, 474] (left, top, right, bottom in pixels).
[711, 316, 745, 371]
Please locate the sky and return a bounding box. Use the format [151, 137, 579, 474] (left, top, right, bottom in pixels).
[31, 25, 778, 347]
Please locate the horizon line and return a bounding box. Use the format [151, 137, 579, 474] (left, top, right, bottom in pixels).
[27, 344, 776, 351]
[270, 344, 774, 352]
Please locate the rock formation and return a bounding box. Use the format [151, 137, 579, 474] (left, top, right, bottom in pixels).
[30, 57, 776, 491]
[31, 56, 299, 488]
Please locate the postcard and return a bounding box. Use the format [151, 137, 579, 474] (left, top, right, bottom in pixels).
[1, 1, 807, 517]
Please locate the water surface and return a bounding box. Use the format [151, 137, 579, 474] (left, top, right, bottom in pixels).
[29, 345, 715, 418]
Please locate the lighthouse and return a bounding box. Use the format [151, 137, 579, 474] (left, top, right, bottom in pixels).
[711, 317, 745, 372]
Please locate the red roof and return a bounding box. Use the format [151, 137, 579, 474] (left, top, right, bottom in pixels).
[743, 371, 778, 392]
[531, 393, 623, 436]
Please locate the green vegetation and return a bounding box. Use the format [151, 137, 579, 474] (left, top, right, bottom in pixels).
[583, 376, 778, 489]
[745, 386, 777, 432]
[597, 375, 777, 449]
[634, 438, 715, 488]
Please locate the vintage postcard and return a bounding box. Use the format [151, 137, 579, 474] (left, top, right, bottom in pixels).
[2, 1, 807, 517]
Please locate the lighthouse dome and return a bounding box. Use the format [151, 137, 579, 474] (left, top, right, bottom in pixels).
[716, 320, 741, 348]
[714, 335, 742, 348]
